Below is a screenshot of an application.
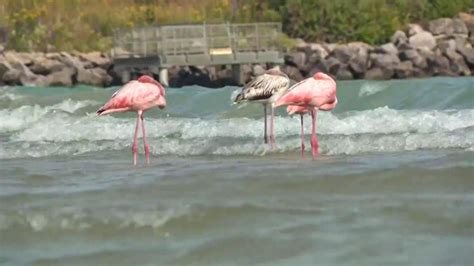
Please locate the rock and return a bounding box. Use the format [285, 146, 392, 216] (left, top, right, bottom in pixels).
[429, 18, 469, 36]
[331, 45, 352, 63]
[335, 66, 353, 80]
[309, 43, 329, 59]
[2, 69, 21, 85]
[252, 64, 266, 76]
[457, 12, 474, 35]
[438, 39, 457, 54]
[364, 67, 394, 80]
[322, 43, 337, 53]
[375, 43, 398, 55]
[456, 46, 474, 66]
[46, 68, 75, 86]
[324, 57, 342, 75]
[399, 49, 427, 69]
[281, 65, 304, 82]
[408, 24, 424, 36]
[30, 57, 65, 75]
[391, 30, 408, 46]
[79, 52, 111, 69]
[0, 55, 14, 78]
[370, 53, 400, 68]
[288, 51, 307, 70]
[394, 61, 414, 78]
[427, 53, 453, 76]
[445, 50, 471, 75]
[409, 31, 436, 50]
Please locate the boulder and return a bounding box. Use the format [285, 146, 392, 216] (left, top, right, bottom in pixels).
[281, 65, 304, 82]
[445, 50, 471, 75]
[457, 12, 474, 35]
[83, 52, 107, 67]
[409, 31, 436, 50]
[364, 67, 394, 80]
[429, 18, 469, 36]
[252, 64, 266, 76]
[426, 53, 453, 76]
[0, 55, 14, 78]
[374, 43, 398, 55]
[324, 57, 342, 75]
[438, 39, 457, 54]
[309, 43, 329, 59]
[30, 57, 65, 75]
[335, 65, 353, 80]
[399, 49, 427, 69]
[331, 45, 352, 63]
[288, 51, 307, 70]
[391, 30, 408, 46]
[370, 52, 400, 68]
[2, 69, 21, 85]
[456, 46, 474, 66]
[46, 68, 75, 86]
[408, 24, 425, 36]
[394, 61, 414, 78]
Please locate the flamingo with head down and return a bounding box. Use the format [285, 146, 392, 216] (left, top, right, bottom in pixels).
[97, 75, 166, 165]
[277, 72, 337, 157]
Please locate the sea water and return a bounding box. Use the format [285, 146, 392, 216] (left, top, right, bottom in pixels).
[0, 77, 473, 265]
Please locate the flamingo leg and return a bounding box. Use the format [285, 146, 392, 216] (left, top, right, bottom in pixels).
[270, 104, 276, 150]
[132, 112, 141, 166]
[310, 108, 319, 158]
[140, 111, 150, 165]
[300, 114, 305, 158]
[263, 103, 268, 144]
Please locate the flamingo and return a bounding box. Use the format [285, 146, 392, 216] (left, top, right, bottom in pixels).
[276, 72, 337, 157]
[97, 75, 166, 165]
[233, 68, 290, 149]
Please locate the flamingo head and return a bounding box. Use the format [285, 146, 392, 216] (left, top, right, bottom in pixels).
[138, 75, 166, 96]
[312, 72, 332, 80]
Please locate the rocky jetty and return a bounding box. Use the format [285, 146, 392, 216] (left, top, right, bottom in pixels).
[0, 13, 472, 87]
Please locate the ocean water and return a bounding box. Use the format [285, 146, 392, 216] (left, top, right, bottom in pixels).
[0, 77, 473, 265]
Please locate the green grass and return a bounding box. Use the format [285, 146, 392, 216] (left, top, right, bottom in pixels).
[0, 0, 472, 52]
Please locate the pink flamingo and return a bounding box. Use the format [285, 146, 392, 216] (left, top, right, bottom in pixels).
[276, 72, 337, 157]
[234, 68, 290, 149]
[97, 75, 166, 165]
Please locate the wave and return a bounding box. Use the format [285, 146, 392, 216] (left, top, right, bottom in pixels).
[0, 104, 472, 158]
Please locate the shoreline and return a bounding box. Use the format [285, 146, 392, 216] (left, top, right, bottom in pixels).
[0, 14, 472, 88]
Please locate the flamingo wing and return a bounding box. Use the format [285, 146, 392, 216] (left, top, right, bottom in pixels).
[234, 72, 290, 103]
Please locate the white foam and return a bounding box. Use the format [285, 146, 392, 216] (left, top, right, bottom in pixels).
[1, 104, 473, 158]
[358, 81, 389, 97]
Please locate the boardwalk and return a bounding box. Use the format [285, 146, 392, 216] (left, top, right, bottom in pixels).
[112, 23, 284, 84]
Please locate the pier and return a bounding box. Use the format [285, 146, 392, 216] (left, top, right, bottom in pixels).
[111, 22, 284, 85]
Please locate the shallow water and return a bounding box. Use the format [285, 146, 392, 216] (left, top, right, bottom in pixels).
[0, 77, 473, 265]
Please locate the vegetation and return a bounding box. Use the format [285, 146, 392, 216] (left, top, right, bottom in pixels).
[0, 0, 472, 52]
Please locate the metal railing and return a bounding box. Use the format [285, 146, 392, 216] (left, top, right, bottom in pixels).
[112, 22, 283, 59]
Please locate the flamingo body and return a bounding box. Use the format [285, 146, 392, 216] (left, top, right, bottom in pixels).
[234, 68, 290, 148]
[277, 72, 337, 157]
[97, 75, 166, 165]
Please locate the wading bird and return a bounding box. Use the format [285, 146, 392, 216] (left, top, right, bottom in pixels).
[97, 75, 166, 165]
[276, 72, 337, 157]
[233, 68, 290, 149]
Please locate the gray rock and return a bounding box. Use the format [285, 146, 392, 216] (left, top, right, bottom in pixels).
[2, 69, 21, 85]
[399, 49, 427, 69]
[331, 45, 352, 63]
[309, 43, 329, 59]
[46, 68, 75, 86]
[408, 24, 424, 36]
[438, 39, 457, 54]
[445, 50, 471, 75]
[335, 66, 353, 80]
[429, 18, 469, 36]
[409, 31, 436, 50]
[0, 55, 14, 78]
[30, 57, 65, 75]
[364, 67, 394, 80]
[76, 67, 112, 87]
[79, 52, 111, 69]
[457, 12, 474, 35]
[288, 51, 307, 69]
[324, 57, 342, 75]
[456, 46, 474, 66]
[281, 65, 304, 82]
[391, 30, 408, 46]
[370, 53, 400, 68]
[252, 64, 266, 76]
[394, 61, 414, 78]
[375, 43, 398, 55]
